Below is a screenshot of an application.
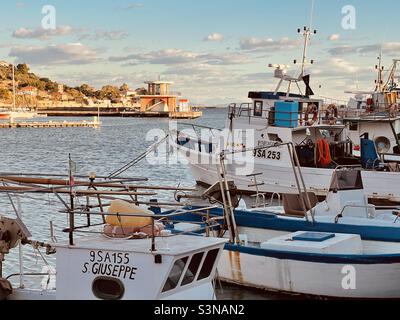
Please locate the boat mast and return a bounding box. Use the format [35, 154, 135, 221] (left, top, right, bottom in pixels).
[298, 0, 316, 78]
[271, 1, 317, 96]
[375, 54, 384, 92]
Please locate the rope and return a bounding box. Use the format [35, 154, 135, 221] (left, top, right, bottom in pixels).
[317, 139, 332, 167]
[108, 135, 169, 179]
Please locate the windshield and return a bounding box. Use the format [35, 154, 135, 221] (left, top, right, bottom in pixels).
[329, 170, 363, 191]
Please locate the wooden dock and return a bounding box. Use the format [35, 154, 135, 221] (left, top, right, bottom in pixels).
[121, 111, 203, 119]
[0, 120, 101, 129]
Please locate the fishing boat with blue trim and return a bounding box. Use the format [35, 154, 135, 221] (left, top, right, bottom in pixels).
[167, 144, 400, 298]
[170, 26, 400, 205]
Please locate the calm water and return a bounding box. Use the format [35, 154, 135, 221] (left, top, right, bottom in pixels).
[0, 108, 292, 300]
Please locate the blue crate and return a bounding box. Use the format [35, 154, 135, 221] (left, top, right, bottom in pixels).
[274, 101, 299, 128]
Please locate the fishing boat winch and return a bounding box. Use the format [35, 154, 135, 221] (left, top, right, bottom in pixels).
[0, 216, 30, 299]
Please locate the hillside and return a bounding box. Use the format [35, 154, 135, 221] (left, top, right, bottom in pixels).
[0, 61, 144, 108]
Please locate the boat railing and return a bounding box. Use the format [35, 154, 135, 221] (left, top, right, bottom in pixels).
[227, 102, 335, 128]
[338, 102, 400, 120]
[228, 101, 400, 128]
[334, 204, 388, 224]
[215, 141, 315, 244]
[61, 205, 222, 251]
[177, 122, 223, 135]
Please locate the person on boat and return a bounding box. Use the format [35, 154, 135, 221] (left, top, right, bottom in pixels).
[305, 103, 318, 126]
[325, 104, 338, 125]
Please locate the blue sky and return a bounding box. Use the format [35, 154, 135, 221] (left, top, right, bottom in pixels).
[1, 0, 400, 105]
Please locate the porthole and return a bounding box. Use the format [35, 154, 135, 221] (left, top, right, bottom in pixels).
[375, 136, 391, 153]
[92, 277, 125, 300]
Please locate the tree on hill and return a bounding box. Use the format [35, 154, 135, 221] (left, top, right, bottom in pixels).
[16, 63, 30, 74]
[45, 82, 59, 93]
[120, 83, 129, 94]
[97, 85, 121, 101]
[135, 87, 148, 95]
[77, 84, 96, 98]
[0, 88, 11, 101]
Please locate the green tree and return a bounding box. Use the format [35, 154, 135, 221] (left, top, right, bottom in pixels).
[97, 85, 121, 101]
[78, 84, 96, 97]
[120, 83, 129, 93]
[45, 82, 59, 93]
[16, 63, 30, 74]
[0, 88, 11, 101]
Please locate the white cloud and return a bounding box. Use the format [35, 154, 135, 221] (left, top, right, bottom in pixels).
[12, 25, 74, 40]
[125, 3, 144, 9]
[311, 58, 373, 79]
[80, 30, 129, 41]
[9, 43, 100, 65]
[109, 48, 248, 66]
[240, 37, 300, 51]
[204, 33, 224, 42]
[328, 42, 400, 56]
[328, 34, 340, 41]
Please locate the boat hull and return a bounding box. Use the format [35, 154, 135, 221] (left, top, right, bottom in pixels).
[218, 247, 400, 299]
[186, 152, 400, 204]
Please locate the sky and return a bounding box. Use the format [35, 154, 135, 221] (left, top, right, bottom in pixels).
[1, 0, 400, 105]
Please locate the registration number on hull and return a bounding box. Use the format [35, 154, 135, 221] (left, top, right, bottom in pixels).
[253, 150, 281, 160]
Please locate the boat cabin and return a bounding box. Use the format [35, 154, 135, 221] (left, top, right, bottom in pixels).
[227, 94, 358, 169]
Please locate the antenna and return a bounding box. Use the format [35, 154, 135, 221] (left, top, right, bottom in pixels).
[295, 0, 317, 77]
[375, 53, 385, 92]
[309, 0, 315, 31]
[268, 0, 317, 97]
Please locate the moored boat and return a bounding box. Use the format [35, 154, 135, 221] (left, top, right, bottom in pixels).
[165, 146, 400, 298]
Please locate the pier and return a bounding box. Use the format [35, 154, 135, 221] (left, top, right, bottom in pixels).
[0, 119, 101, 129]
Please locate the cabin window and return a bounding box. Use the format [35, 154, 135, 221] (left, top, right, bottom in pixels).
[181, 252, 205, 286]
[254, 101, 263, 117]
[267, 133, 283, 143]
[162, 257, 189, 293]
[349, 122, 358, 131]
[197, 249, 220, 281]
[92, 277, 125, 300]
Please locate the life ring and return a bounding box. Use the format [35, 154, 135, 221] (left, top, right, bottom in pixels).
[304, 103, 318, 126]
[317, 139, 332, 167]
[325, 104, 338, 125]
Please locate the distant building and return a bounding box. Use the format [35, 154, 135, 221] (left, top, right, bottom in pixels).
[38, 90, 50, 99]
[18, 86, 38, 97]
[58, 84, 64, 94]
[140, 81, 178, 112]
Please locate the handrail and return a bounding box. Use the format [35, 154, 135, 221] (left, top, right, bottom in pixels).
[218, 141, 314, 225]
[334, 204, 377, 224]
[177, 122, 223, 132]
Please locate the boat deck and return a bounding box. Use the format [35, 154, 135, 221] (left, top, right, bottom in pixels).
[55, 234, 227, 255]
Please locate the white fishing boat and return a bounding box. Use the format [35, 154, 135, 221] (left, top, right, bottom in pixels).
[0, 172, 226, 301]
[170, 25, 400, 205]
[170, 146, 400, 298]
